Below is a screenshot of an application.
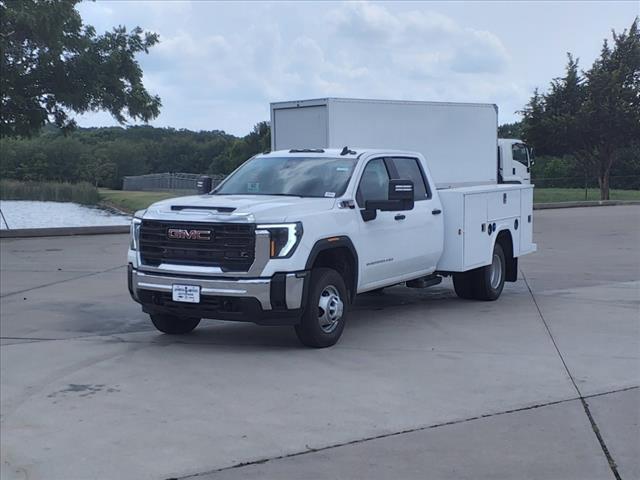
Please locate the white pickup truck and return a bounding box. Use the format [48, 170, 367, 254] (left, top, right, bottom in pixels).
[128, 98, 536, 347]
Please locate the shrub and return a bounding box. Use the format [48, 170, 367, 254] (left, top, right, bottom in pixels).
[0, 180, 100, 205]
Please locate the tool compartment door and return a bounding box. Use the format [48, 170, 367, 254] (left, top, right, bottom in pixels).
[463, 192, 491, 269]
[520, 187, 535, 254]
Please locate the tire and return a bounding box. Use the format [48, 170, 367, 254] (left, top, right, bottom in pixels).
[294, 268, 348, 348]
[150, 314, 200, 334]
[453, 271, 477, 299]
[475, 243, 506, 301]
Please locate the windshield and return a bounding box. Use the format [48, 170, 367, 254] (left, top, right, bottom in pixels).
[214, 157, 357, 198]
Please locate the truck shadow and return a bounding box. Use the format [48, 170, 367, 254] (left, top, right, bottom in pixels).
[151, 283, 491, 350]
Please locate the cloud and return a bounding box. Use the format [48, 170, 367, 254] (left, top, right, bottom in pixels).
[76, 1, 517, 135]
[330, 2, 509, 75]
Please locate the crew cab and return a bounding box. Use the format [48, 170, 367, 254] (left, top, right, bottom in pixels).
[128, 145, 536, 347]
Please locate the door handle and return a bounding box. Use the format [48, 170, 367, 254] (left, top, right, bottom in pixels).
[432, 209, 442, 215]
[394, 214, 406, 221]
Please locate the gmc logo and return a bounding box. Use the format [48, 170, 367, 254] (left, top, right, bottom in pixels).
[167, 228, 212, 240]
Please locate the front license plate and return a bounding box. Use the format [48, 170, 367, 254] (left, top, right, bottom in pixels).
[172, 284, 201, 303]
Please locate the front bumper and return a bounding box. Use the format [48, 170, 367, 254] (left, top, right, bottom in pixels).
[128, 265, 308, 326]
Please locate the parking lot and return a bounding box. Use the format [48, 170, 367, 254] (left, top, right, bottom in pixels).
[1, 205, 638, 480]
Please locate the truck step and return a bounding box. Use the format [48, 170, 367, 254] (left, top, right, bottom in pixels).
[406, 275, 442, 289]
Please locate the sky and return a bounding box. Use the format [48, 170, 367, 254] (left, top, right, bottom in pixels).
[76, 1, 639, 136]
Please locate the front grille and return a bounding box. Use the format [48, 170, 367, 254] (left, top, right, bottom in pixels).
[139, 220, 255, 271]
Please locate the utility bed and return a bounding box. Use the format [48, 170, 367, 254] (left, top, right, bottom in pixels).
[437, 184, 535, 271]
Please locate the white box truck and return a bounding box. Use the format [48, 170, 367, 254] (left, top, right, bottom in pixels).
[127, 98, 536, 347]
[271, 98, 533, 186]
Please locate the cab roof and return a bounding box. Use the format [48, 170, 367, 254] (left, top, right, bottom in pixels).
[259, 148, 421, 159]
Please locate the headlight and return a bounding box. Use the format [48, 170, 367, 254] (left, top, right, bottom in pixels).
[257, 222, 303, 258]
[130, 218, 142, 251]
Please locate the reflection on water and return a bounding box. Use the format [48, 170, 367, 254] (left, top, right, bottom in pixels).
[0, 200, 131, 229]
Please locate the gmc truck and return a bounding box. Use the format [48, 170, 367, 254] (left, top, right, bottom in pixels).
[128, 98, 536, 347]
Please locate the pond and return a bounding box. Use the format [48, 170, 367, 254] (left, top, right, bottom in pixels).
[0, 201, 131, 230]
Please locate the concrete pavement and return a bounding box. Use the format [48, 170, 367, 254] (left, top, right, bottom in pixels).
[1, 206, 638, 480]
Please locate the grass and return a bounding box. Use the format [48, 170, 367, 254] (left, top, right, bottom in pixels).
[0, 180, 100, 205]
[98, 189, 184, 212]
[98, 187, 640, 213]
[533, 188, 640, 203]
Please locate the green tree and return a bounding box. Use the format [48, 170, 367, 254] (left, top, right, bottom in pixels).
[0, 0, 161, 137]
[497, 122, 523, 139]
[521, 18, 640, 199]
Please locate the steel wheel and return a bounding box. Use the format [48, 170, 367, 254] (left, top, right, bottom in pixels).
[489, 252, 503, 290]
[317, 285, 344, 334]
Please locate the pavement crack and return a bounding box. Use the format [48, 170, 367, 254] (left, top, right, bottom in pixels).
[0, 264, 125, 298]
[171, 391, 639, 480]
[521, 270, 623, 480]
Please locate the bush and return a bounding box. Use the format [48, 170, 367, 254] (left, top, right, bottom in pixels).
[0, 180, 100, 205]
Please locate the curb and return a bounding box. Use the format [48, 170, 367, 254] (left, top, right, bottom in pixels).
[0, 225, 130, 238]
[533, 200, 640, 210]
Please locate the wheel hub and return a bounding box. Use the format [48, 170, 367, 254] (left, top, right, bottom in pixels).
[490, 252, 503, 289]
[317, 285, 343, 333]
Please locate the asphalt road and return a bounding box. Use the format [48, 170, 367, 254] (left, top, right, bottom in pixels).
[1, 205, 638, 480]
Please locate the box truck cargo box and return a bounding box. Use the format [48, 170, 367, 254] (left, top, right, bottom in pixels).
[271, 98, 499, 188]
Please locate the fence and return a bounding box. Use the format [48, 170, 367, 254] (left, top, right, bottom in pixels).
[122, 173, 226, 192]
[532, 175, 640, 190]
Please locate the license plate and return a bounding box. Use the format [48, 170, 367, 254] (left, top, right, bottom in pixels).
[172, 284, 201, 303]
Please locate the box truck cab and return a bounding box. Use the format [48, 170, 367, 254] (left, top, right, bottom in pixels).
[127, 98, 536, 347]
[499, 138, 534, 184]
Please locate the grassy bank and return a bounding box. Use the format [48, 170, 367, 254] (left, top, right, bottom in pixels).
[99, 189, 183, 212]
[0, 180, 100, 205]
[533, 188, 640, 203]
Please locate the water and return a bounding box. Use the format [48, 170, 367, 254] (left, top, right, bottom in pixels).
[0, 201, 131, 229]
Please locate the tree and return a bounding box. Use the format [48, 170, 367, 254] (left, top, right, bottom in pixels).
[497, 122, 523, 139]
[0, 0, 161, 137]
[581, 20, 640, 199]
[521, 18, 640, 199]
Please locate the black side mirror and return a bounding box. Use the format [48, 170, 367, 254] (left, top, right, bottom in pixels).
[388, 179, 414, 210]
[361, 179, 415, 221]
[196, 176, 213, 194]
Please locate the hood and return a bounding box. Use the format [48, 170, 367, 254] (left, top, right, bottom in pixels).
[142, 194, 336, 223]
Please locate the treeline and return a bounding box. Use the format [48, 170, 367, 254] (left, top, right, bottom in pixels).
[498, 123, 640, 189]
[0, 122, 270, 189]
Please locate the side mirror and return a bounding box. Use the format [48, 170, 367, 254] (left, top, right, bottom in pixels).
[361, 179, 415, 221]
[388, 179, 414, 210]
[196, 176, 213, 194]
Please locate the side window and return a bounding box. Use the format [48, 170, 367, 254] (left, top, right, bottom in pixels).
[512, 144, 529, 165]
[356, 158, 390, 206]
[389, 157, 430, 200]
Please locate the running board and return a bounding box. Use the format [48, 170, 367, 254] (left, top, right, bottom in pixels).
[406, 275, 442, 289]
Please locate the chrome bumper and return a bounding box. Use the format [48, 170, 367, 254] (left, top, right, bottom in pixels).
[130, 268, 305, 311]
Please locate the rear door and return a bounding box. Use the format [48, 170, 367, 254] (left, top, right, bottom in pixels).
[272, 105, 327, 150]
[388, 157, 444, 272]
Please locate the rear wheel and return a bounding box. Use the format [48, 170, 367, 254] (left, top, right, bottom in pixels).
[453, 271, 477, 299]
[295, 268, 348, 348]
[150, 314, 200, 334]
[475, 243, 506, 301]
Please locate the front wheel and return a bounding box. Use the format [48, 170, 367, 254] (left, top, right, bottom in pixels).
[150, 314, 200, 334]
[294, 268, 348, 348]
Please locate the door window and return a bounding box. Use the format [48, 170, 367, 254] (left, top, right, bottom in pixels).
[389, 157, 430, 200]
[512, 144, 529, 165]
[356, 158, 390, 206]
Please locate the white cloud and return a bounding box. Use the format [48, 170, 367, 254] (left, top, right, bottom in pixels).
[74, 0, 636, 135]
